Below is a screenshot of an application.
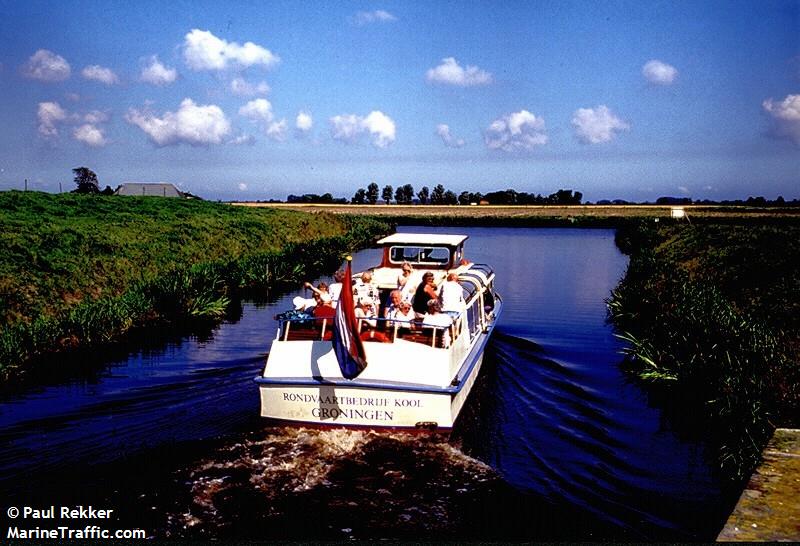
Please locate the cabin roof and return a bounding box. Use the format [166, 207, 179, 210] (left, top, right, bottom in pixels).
[377, 233, 468, 246]
[115, 183, 183, 197]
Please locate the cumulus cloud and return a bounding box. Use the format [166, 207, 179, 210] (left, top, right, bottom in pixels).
[230, 77, 270, 96]
[73, 124, 107, 147]
[126, 98, 231, 146]
[83, 110, 109, 124]
[330, 111, 396, 148]
[642, 59, 678, 85]
[484, 110, 547, 151]
[426, 57, 492, 87]
[295, 110, 313, 134]
[239, 98, 274, 122]
[436, 124, 465, 148]
[81, 65, 118, 85]
[23, 49, 71, 82]
[762, 94, 800, 145]
[229, 133, 256, 146]
[238, 182, 248, 191]
[141, 56, 177, 85]
[37, 101, 68, 137]
[571, 105, 630, 144]
[266, 119, 288, 141]
[183, 29, 279, 71]
[353, 10, 397, 25]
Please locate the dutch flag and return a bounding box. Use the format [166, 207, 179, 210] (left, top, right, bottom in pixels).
[331, 258, 368, 379]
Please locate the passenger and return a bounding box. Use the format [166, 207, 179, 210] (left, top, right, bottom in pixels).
[438, 272, 465, 313]
[292, 295, 316, 312]
[327, 269, 346, 305]
[353, 271, 379, 314]
[422, 299, 452, 347]
[354, 297, 377, 330]
[303, 281, 333, 305]
[412, 271, 438, 314]
[384, 290, 416, 331]
[397, 262, 414, 290]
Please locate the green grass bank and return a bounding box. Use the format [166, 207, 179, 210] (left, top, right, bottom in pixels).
[0, 191, 390, 381]
[608, 221, 800, 481]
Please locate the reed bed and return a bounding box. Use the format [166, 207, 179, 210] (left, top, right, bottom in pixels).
[609, 220, 799, 481]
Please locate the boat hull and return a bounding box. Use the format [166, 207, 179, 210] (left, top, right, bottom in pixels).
[257, 353, 484, 431]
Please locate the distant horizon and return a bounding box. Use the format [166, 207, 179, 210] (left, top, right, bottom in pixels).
[1, 1, 798, 202]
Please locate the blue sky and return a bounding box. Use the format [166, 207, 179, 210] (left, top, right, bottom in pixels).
[0, 0, 797, 201]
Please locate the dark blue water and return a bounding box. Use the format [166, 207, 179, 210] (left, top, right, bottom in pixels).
[0, 227, 727, 539]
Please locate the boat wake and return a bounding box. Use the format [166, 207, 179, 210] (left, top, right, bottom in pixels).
[165, 427, 507, 540]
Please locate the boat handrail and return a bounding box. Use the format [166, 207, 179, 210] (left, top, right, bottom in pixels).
[277, 314, 462, 348]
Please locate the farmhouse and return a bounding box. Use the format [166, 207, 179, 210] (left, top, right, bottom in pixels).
[115, 183, 184, 197]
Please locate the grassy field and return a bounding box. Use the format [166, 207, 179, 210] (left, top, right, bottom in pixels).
[0, 191, 390, 379]
[233, 202, 800, 221]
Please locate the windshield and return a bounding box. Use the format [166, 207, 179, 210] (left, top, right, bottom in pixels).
[389, 245, 451, 266]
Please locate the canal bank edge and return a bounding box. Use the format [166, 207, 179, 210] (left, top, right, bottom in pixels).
[717, 428, 800, 542]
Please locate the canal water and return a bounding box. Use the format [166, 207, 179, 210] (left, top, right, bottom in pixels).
[0, 227, 729, 540]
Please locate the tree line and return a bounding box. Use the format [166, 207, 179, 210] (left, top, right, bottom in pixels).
[290, 183, 584, 206]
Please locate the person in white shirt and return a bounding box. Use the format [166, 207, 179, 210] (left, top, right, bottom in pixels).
[422, 299, 453, 347]
[355, 297, 377, 331]
[438, 272, 465, 313]
[384, 290, 416, 331]
[353, 271, 379, 314]
[327, 269, 345, 305]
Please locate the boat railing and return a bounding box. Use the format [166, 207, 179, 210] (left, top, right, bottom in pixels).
[278, 314, 462, 348]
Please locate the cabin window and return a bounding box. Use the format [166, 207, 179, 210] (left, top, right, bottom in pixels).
[389, 246, 450, 266]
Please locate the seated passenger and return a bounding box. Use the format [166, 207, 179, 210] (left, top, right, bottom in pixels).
[304, 281, 333, 305]
[385, 291, 416, 331]
[422, 299, 453, 347]
[438, 272, 465, 313]
[327, 269, 346, 306]
[412, 271, 438, 314]
[311, 291, 335, 320]
[353, 271, 379, 314]
[354, 297, 377, 331]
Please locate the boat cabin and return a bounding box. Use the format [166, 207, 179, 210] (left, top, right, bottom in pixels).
[376, 233, 467, 271]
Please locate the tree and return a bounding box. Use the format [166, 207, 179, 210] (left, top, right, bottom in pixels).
[100, 185, 115, 196]
[394, 186, 405, 204]
[382, 185, 393, 204]
[352, 188, 367, 204]
[443, 190, 458, 205]
[366, 182, 379, 205]
[417, 186, 429, 205]
[73, 167, 99, 194]
[430, 184, 445, 204]
[401, 184, 414, 204]
[458, 191, 472, 205]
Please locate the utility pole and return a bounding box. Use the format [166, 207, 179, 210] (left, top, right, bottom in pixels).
[59, 182, 63, 193]
[24, 178, 27, 191]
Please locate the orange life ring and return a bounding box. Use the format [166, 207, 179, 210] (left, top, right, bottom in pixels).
[360, 330, 390, 343]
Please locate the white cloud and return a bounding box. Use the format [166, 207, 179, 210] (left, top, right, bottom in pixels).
[230, 77, 270, 96]
[73, 124, 107, 147]
[571, 105, 630, 144]
[436, 124, 465, 147]
[37, 101, 68, 137]
[239, 98, 274, 122]
[678, 186, 690, 194]
[23, 49, 71, 82]
[267, 119, 288, 141]
[484, 110, 547, 151]
[83, 110, 109, 124]
[238, 182, 248, 191]
[353, 10, 397, 25]
[762, 94, 800, 145]
[81, 65, 118, 85]
[426, 57, 492, 87]
[229, 133, 256, 146]
[183, 29, 279, 71]
[141, 56, 177, 86]
[295, 111, 313, 133]
[642, 59, 678, 85]
[126, 98, 231, 146]
[329, 111, 396, 148]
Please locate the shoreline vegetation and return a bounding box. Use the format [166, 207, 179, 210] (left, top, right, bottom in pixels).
[0, 191, 391, 382]
[3, 192, 798, 485]
[609, 221, 799, 482]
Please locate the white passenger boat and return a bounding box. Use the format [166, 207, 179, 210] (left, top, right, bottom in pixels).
[255, 233, 502, 432]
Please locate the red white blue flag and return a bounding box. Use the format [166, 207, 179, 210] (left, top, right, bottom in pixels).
[331, 258, 367, 379]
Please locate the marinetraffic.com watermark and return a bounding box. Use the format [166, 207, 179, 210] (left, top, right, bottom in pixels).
[5, 505, 146, 540]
